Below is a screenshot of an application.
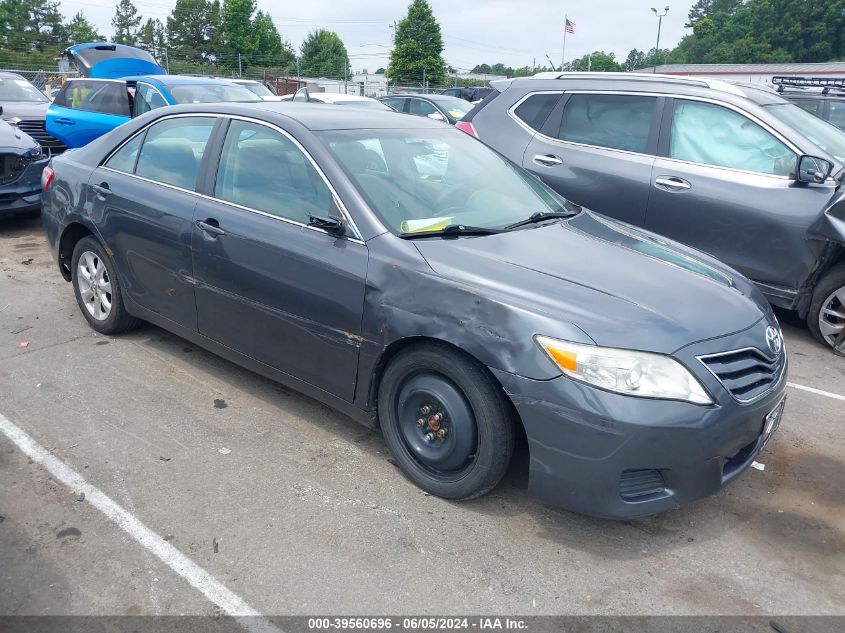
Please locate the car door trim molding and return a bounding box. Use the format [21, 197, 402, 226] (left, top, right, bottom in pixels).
[99, 111, 364, 243]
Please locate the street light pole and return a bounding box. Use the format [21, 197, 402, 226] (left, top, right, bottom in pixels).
[651, 6, 669, 73]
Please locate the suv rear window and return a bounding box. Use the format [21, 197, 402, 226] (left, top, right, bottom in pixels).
[513, 93, 560, 131]
[54, 80, 130, 117]
[556, 93, 656, 153]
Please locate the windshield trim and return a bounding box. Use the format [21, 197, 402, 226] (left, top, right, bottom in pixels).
[762, 101, 845, 166]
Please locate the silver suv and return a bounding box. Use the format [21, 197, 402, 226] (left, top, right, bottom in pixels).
[460, 72, 845, 353]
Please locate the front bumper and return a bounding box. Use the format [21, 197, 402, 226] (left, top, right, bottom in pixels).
[0, 157, 47, 215]
[492, 320, 788, 519]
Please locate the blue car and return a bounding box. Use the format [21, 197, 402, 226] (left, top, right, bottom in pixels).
[46, 43, 262, 148]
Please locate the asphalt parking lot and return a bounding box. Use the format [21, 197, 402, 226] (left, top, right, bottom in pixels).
[0, 214, 843, 618]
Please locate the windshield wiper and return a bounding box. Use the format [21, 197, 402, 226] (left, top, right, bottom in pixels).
[397, 224, 502, 239]
[504, 211, 573, 230]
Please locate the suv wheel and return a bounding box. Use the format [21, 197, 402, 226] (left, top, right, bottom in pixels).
[806, 264, 845, 355]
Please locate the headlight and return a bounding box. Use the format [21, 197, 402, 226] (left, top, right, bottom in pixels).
[535, 335, 712, 405]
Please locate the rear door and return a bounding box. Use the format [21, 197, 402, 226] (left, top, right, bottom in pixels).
[645, 97, 830, 292]
[522, 91, 661, 225]
[46, 79, 131, 148]
[90, 115, 220, 329]
[133, 82, 169, 117]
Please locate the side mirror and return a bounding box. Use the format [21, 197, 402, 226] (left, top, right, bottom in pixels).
[427, 112, 445, 122]
[309, 214, 345, 235]
[797, 155, 834, 184]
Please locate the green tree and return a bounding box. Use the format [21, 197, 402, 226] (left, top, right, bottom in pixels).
[566, 51, 623, 72]
[299, 29, 349, 79]
[624, 49, 646, 71]
[166, 0, 221, 63]
[0, 0, 65, 51]
[388, 0, 446, 87]
[221, 0, 256, 57]
[111, 0, 141, 45]
[138, 18, 166, 55]
[251, 10, 294, 67]
[65, 12, 103, 45]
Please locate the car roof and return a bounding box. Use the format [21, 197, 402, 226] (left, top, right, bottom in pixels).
[132, 74, 243, 86]
[152, 101, 451, 131]
[0, 71, 27, 80]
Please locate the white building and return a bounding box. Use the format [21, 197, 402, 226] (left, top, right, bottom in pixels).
[651, 62, 845, 86]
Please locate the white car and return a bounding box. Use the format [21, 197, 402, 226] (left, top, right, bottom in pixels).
[282, 89, 394, 110]
[231, 79, 284, 101]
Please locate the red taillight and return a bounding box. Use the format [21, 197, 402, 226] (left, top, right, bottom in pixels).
[41, 166, 55, 190]
[455, 121, 478, 138]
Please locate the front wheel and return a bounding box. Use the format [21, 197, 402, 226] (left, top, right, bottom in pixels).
[806, 264, 845, 355]
[378, 342, 515, 500]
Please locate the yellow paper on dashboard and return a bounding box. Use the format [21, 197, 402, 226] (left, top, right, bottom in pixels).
[400, 217, 454, 233]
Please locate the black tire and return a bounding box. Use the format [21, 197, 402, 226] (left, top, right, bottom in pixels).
[378, 342, 515, 500]
[71, 236, 141, 335]
[806, 263, 845, 355]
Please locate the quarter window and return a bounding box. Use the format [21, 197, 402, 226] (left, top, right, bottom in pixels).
[104, 133, 143, 173]
[670, 100, 796, 176]
[214, 119, 332, 223]
[134, 117, 216, 189]
[382, 97, 406, 111]
[54, 80, 130, 117]
[556, 93, 656, 153]
[514, 93, 560, 131]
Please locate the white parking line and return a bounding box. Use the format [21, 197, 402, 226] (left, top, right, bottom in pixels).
[0, 412, 282, 633]
[787, 382, 845, 402]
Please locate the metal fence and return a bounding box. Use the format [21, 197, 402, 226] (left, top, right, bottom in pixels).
[3, 69, 77, 96]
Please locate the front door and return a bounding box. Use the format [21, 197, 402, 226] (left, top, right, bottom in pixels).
[645, 98, 833, 292]
[191, 118, 368, 401]
[46, 79, 131, 148]
[522, 92, 661, 225]
[90, 115, 219, 329]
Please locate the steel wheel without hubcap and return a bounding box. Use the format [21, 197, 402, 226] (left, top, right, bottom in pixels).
[395, 372, 478, 480]
[76, 251, 112, 321]
[818, 285, 845, 353]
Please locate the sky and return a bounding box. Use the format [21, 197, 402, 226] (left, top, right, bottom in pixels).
[56, 0, 696, 72]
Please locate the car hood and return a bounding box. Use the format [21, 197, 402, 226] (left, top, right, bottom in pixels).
[0, 120, 39, 152]
[413, 211, 768, 354]
[1, 102, 49, 120]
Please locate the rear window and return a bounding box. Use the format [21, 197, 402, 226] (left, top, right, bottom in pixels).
[556, 93, 656, 153]
[168, 83, 262, 104]
[513, 93, 560, 131]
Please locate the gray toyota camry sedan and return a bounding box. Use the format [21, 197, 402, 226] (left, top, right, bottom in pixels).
[41, 102, 788, 518]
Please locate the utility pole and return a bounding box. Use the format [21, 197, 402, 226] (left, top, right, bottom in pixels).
[344, 64, 348, 94]
[651, 6, 669, 73]
[422, 68, 426, 93]
[561, 13, 568, 71]
[238, 53, 242, 77]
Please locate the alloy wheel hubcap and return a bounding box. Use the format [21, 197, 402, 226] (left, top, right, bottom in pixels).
[396, 372, 478, 476]
[77, 251, 112, 321]
[818, 285, 845, 353]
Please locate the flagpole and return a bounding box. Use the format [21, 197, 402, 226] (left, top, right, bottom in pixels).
[561, 13, 567, 71]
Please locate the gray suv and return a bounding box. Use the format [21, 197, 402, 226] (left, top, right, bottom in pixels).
[461, 72, 845, 353]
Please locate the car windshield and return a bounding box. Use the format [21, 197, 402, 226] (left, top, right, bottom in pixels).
[0, 77, 48, 102]
[764, 102, 845, 163]
[240, 82, 275, 97]
[320, 128, 575, 235]
[169, 83, 262, 104]
[432, 96, 473, 119]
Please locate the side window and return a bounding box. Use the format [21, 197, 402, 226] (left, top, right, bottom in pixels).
[214, 119, 332, 224]
[514, 93, 561, 131]
[134, 83, 167, 117]
[793, 99, 821, 115]
[556, 93, 656, 153]
[54, 80, 130, 117]
[408, 99, 438, 117]
[382, 97, 405, 111]
[670, 100, 797, 177]
[104, 133, 143, 173]
[828, 101, 845, 131]
[134, 117, 216, 189]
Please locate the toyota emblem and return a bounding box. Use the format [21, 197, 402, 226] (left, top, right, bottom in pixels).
[765, 326, 783, 356]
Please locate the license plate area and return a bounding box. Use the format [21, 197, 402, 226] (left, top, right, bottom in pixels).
[761, 397, 786, 450]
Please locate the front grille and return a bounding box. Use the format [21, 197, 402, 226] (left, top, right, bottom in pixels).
[0, 153, 24, 184]
[620, 469, 666, 501]
[699, 347, 784, 403]
[15, 119, 66, 154]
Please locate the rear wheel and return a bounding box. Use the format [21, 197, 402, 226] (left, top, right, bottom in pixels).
[806, 264, 845, 355]
[378, 342, 515, 500]
[71, 236, 141, 335]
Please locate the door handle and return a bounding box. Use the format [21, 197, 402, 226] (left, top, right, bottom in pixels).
[55, 117, 76, 125]
[196, 219, 226, 236]
[533, 154, 563, 167]
[91, 183, 111, 198]
[655, 176, 691, 191]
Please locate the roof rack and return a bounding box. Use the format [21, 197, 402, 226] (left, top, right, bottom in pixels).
[519, 72, 746, 96]
[772, 76, 845, 94]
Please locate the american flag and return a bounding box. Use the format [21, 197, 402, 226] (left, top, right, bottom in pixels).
[565, 18, 576, 34]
